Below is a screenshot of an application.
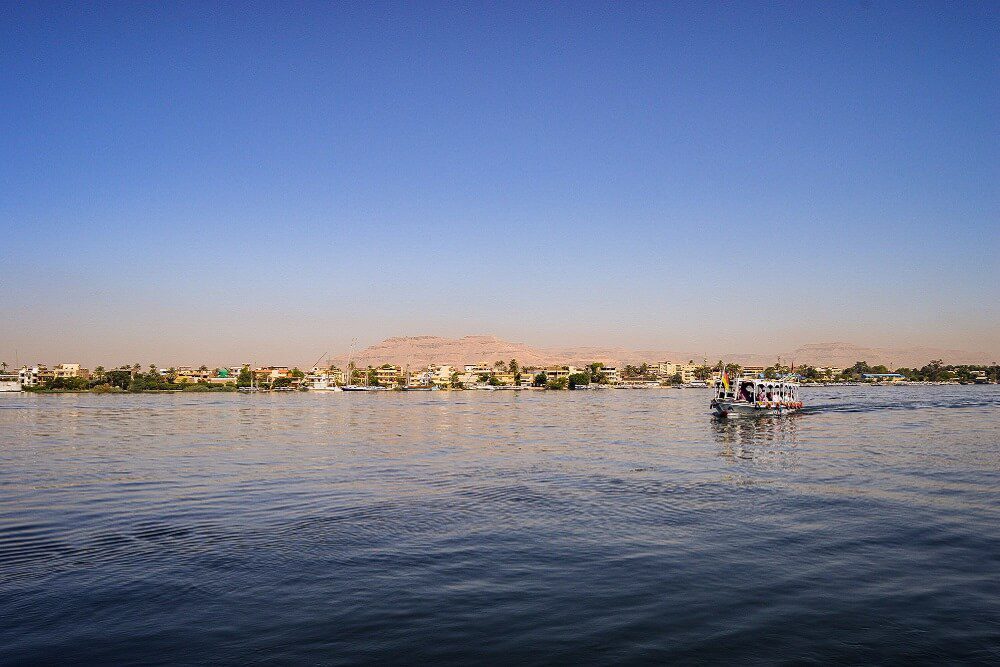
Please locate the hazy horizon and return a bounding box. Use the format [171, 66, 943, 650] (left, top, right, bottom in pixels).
[2, 331, 997, 370]
[2, 3, 997, 368]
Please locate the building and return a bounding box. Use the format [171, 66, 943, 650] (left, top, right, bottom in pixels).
[258, 367, 292, 380]
[309, 366, 345, 384]
[52, 363, 90, 380]
[306, 365, 345, 389]
[600, 366, 622, 384]
[460, 363, 500, 386]
[862, 373, 906, 383]
[491, 371, 518, 386]
[18, 365, 48, 387]
[174, 367, 211, 383]
[654, 362, 699, 383]
[541, 366, 573, 381]
[426, 365, 456, 387]
[741, 365, 766, 378]
[374, 365, 401, 386]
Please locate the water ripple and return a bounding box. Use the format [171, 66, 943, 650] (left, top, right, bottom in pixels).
[0, 386, 998, 663]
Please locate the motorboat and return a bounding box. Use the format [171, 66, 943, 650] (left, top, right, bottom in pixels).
[711, 374, 802, 418]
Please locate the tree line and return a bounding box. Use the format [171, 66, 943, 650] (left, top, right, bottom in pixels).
[25, 364, 245, 392]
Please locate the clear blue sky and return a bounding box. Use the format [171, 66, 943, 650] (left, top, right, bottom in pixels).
[1, 1, 997, 366]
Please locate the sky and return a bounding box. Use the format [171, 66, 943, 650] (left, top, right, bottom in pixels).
[1, 1, 997, 367]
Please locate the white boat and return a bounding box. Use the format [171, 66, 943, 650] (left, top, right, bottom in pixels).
[307, 374, 342, 391]
[0, 374, 21, 392]
[711, 376, 803, 418]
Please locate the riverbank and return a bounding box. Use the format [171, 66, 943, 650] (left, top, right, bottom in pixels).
[6, 382, 996, 395]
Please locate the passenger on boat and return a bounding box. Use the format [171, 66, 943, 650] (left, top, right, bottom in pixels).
[756, 386, 766, 404]
[739, 383, 752, 402]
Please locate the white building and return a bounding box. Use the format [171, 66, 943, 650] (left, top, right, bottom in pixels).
[653, 362, 699, 383]
[19, 365, 47, 387]
[600, 366, 622, 384]
[52, 363, 89, 379]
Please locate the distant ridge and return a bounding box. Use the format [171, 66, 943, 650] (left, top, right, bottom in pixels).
[331, 336, 989, 369]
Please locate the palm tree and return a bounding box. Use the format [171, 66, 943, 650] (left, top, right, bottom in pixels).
[0, 361, 7, 374]
[94, 366, 105, 378]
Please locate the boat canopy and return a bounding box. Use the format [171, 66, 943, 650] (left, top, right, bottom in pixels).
[715, 376, 800, 404]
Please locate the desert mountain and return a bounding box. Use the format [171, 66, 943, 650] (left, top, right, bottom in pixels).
[329, 336, 987, 370]
[336, 336, 561, 368]
[769, 342, 986, 368]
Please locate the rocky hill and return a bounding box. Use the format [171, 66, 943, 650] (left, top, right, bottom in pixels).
[331, 336, 987, 369]
[337, 335, 562, 368]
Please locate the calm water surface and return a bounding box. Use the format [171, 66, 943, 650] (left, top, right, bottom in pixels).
[2, 387, 998, 664]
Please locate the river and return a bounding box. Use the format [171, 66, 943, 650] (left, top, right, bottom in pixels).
[1, 386, 998, 663]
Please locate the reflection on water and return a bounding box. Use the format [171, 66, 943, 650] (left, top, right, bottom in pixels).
[1, 387, 999, 663]
[712, 413, 802, 465]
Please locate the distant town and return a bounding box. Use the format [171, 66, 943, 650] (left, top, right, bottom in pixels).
[2, 358, 998, 393]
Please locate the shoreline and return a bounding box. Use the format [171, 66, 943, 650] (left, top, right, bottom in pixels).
[6, 382, 996, 396]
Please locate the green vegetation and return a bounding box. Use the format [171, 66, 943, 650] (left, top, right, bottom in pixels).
[693, 366, 714, 381]
[182, 382, 237, 392]
[622, 364, 655, 381]
[20, 355, 997, 396]
[25, 365, 238, 393]
[790, 359, 999, 383]
[44, 376, 89, 390]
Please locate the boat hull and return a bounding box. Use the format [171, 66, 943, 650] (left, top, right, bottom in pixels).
[711, 400, 801, 418]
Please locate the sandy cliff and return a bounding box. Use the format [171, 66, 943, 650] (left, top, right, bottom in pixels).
[329, 336, 987, 369]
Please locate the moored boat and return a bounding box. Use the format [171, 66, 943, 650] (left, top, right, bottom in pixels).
[306, 374, 343, 391]
[0, 374, 22, 392]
